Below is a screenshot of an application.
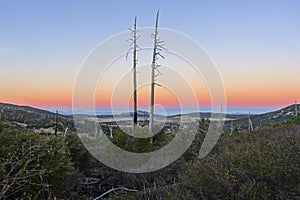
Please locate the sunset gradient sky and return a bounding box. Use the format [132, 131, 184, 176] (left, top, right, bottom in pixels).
[1, 0, 300, 113]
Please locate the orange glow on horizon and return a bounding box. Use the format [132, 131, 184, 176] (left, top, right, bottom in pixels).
[1, 81, 299, 110]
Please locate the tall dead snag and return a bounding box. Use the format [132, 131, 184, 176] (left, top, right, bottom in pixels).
[248, 112, 254, 132]
[149, 10, 165, 133]
[295, 100, 298, 117]
[54, 110, 58, 136]
[127, 16, 140, 129]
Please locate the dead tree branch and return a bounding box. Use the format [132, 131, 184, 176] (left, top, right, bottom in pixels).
[93, 187, 139, 200]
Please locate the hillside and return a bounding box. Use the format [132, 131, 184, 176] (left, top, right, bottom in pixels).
[224, 104, 299, 131]
[96, 117, 300, 199]
[1, 102, 299, 133]
[0, 102, 299, 199]
[0, 102, 73, 131]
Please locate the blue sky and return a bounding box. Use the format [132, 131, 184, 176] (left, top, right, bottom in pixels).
[1, 0, 300, 113]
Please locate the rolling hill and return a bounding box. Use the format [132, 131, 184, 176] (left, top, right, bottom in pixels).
[224, 104, 299, 131]
[1, 102, 299, 133]
[0, 102, 73, 131]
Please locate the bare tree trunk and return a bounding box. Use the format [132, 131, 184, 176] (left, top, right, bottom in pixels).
[133, 16, 138, 127]
[54, 110, 58, 136]
[149, 10, 160, 134]
[128, 16, 139, 129]
[93, 187, 138, 200]
[295, 100, 298, 117]
[149, 66, 155, 133]
[248, 113, 254, 132]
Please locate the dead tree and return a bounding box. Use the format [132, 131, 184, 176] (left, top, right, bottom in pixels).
[109, 125, 113, 138]
[149, 10, 165, 133]
[295, 100, 298, 117]
[127, 16, 140, 129]
[93, 187, 138, 200]
[248, 113, 254, 132]
[230, 120, 234, 135]
[54, 110, 58, 136]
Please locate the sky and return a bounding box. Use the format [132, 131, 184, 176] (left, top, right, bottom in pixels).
[1, 0, 300, 114]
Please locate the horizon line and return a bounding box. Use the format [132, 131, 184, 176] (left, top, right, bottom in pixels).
[0, 101, 297, 116]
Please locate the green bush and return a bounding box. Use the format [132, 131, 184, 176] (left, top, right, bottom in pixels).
[110, 123, 300, 199]
[175, 124, 300, 199]
[0, 122, 73, 199]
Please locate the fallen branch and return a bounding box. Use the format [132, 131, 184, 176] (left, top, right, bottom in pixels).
[93, 187, 139, 200]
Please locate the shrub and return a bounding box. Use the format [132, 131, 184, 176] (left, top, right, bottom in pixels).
[0, 122, 73, 199]
[176, 124, 300, 199]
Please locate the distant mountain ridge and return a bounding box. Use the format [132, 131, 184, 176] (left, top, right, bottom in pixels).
[0, 102, 71, 129]
[0, 102, 56, 116]
[170, 112, 251, 120]
[224, 104, 299, 131]
[0, 102, 299, 132]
